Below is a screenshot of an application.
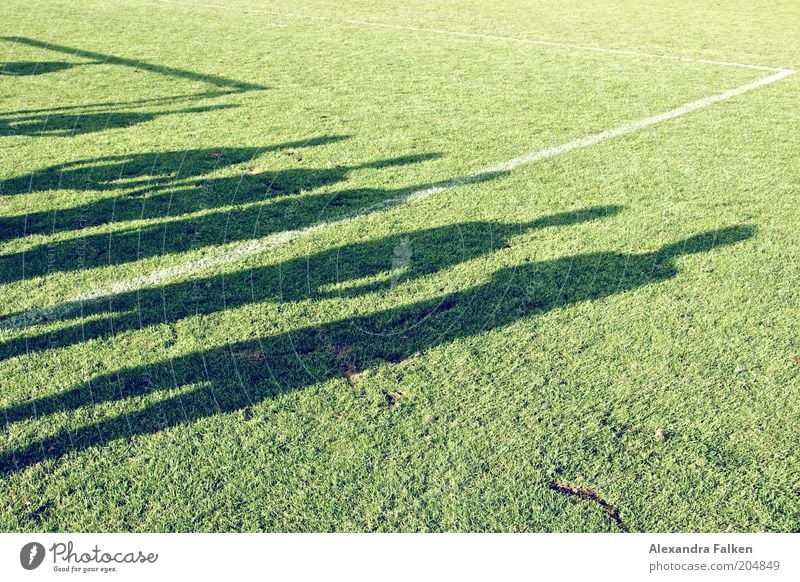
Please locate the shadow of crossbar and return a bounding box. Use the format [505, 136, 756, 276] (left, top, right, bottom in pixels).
[1, 36, 267, 92]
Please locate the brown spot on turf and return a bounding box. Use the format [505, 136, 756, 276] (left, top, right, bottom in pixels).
[331, 344, 365, 385]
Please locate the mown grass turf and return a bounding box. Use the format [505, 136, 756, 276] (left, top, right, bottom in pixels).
[1, 0, 798, 532]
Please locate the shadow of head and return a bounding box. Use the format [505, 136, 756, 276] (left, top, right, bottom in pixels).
[658, 225, 755, 260]
[522, 204, 622, 230]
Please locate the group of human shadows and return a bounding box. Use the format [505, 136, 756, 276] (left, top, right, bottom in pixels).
[0, 58, 753, 476]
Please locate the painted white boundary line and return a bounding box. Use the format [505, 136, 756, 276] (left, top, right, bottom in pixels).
[484, 69, 796, 172]
[147, 0, 788, 72]
[1, 68, 794, 332]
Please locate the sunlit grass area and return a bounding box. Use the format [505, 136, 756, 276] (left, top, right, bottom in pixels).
[1, 0, 799, 532]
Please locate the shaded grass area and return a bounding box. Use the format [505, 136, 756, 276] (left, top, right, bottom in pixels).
[1, 0, 799, 532]
[0, 219, 753, 475]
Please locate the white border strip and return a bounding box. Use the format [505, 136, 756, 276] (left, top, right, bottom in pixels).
[147, 0, 788, 72]
[1, 68, 794, 332]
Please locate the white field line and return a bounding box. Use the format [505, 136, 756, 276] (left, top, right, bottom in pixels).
[147, 0, 789, 73]
[0, 68, 794, 333]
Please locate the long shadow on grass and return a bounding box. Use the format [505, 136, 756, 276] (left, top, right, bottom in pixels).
[0, 137, 344, 199]
[0, 142, 446, 283]
[0, 61, 83, 76]
[0, 220, 752, 474]
[3, 37, 267, 92]
[3, 91, 243, 119]
[0, 206, 621, 362]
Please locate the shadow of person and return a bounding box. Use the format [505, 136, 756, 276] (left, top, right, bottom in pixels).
[0, 205, 622, 362]
[0, 152, 441, 283]
[0, 223, 753, 474]
[0, 61, 79, 76]
[0, 104, 238, 137]
[0, 136, 347, 197]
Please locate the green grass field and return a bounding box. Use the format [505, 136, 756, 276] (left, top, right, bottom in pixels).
[1, 0, 799, 532]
